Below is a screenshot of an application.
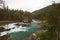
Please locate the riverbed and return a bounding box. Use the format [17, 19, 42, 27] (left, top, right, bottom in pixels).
[0, 21, 40, 40]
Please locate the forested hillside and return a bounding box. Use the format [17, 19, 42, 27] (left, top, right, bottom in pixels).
[33, 3, 60, 20]
[32, 3, 60, 40]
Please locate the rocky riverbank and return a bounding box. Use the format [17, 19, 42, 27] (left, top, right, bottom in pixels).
[24, 33, 37, 40]
[0, 35, 11, 40]
[24, 30, 47, 40]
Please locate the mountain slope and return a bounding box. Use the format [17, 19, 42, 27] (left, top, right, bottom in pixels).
[33, 3, 60, 14]
[32, 3, 60, 20]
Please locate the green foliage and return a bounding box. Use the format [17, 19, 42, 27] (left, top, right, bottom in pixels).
[0, 8, 32, 22]
[35, 3, 60, 40]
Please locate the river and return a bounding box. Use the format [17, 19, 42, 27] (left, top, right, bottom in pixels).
[0, 21, 40, 40]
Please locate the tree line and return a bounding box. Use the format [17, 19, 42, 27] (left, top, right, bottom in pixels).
[0, 8, 32, 22]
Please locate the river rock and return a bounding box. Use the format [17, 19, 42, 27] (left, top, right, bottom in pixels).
[24, 33, 37, 40]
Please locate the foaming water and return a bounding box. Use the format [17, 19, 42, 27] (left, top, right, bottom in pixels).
[8, 26, 28, 33]
[0, 23, 29, 36]
[0, 31, 7, 36]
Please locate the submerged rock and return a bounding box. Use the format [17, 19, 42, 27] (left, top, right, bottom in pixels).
[0, 27, 11, 32]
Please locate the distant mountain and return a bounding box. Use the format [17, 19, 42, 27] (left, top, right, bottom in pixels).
[33, 3, 60, 14]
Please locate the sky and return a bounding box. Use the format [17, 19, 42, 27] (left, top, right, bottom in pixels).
[5, 0, 60, 12]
